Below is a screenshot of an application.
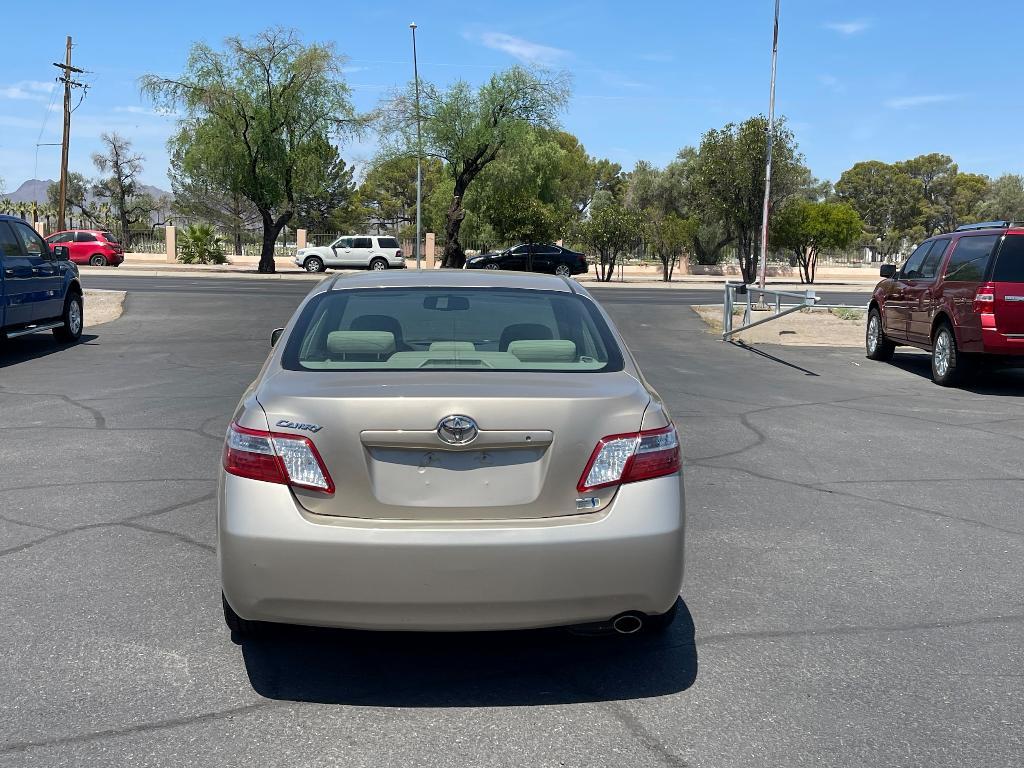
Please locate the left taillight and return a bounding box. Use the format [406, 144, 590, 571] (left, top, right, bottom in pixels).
[577, 425, 681, 493]
[223, 422, 334, 493]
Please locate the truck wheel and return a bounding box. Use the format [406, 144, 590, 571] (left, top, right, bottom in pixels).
[53, 292, 83, 342]
[865, 307, 895, 361]
[931, 323, 971, 387]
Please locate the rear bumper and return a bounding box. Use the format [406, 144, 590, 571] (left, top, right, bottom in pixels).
[981, 329, 1024, 355]
[219, 473, 685, 631]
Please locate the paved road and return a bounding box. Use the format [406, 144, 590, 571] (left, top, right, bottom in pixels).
[81, 272, 873, 307]
[1, 281, 1021, 767]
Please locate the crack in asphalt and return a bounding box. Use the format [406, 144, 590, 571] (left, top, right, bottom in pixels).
[0, 477, 212, 494]
[0, 491, 217, 558]
[690, 460, 1024, 539]
[0, 388, 107, 429]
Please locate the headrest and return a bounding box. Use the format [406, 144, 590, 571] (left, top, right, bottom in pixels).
[428, 341, 476, 352]
[507, 339, 577, 363]
[326, 331, 396, 356]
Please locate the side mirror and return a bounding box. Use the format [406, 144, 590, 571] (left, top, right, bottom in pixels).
[270, 328, 284, 347]
[51, 245, 69, 260]
[879, 264, 897, 279]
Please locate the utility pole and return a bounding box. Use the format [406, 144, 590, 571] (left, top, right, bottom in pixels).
[410, 22, 423, 270]
[53, 36, 85, 233]
[756, 0, 780, 290]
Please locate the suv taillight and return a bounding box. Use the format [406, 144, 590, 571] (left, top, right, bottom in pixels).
[397, 249, 403, 258]
[577, 425, 681, 492]
[223, 422, 334, 493]
[974, 284, 996, 314]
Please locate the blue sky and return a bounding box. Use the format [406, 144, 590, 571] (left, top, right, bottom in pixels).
[2, 0, 1023, 192]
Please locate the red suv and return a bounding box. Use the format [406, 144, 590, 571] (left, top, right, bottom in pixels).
[44, 229, 124, 267]
[867, 221, 1024, 385]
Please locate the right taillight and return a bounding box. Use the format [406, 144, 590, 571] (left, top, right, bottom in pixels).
[974, 285, 996, 314]
[577, 425, 681, 492]
[223, 422, 334, 493]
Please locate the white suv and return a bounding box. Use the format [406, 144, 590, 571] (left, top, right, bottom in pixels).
[294, 235, 406, 273]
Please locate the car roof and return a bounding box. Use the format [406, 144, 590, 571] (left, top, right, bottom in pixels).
[327, 268, 577, 294]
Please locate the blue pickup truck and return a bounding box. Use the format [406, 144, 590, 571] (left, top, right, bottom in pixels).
[1, 213, 84, 343]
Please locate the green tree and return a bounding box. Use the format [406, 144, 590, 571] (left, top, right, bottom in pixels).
[978, 174, 1024, 221]
[177, 222, 227, 264]
[91, 132, 155, 249]
[770, 200, 862, 284]
[575, 203, 643, 282]
[835, 160, 923, 258]
[686, 117, 807, 282]
[646, 212, 696, 282]
[47, 172, 94, 223]
[142, 28, 361, 272]
[291, 136, 361, 232]
[359, 154, 444, 235]
[382, 65, 569, 267]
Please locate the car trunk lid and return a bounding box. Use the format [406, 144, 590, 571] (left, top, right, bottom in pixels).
[256, 369, 651, 520]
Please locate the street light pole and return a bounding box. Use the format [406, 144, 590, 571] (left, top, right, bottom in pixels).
[756, 0, 780, 290]
[410, 22, 423, 270]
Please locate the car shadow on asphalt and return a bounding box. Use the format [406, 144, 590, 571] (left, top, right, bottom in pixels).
[0, 333, 99, 369]
[239, 600, 698, 706]
[887, 351, 1024, 394]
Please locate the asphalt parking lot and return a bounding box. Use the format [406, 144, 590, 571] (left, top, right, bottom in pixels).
[1, 276, 1022, 767]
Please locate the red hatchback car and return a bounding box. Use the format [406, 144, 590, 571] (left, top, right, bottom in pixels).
[867, 221, 1024, 385]
[44, 229, 124, 267]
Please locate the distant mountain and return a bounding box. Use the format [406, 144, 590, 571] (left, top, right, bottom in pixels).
[4, 178, 172, 205]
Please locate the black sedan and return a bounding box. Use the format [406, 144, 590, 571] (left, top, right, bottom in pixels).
[465, 243, 588, 277]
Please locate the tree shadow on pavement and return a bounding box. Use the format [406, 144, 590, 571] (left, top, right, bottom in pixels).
[0, 333, 99, 369]
[240, 600, 698, 706]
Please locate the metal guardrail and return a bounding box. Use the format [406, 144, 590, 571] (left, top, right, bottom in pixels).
[722, 282, 820, 340]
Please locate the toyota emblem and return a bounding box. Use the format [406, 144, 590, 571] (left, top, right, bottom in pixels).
[437, 415, 479, 445]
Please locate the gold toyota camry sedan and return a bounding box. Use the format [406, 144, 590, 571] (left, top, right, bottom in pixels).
[219, 270, 685, 636]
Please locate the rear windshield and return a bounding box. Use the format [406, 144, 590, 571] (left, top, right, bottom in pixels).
[377, 237, 399, 249]
[993, 235, 1024, 282]
[282, 287, 623, 372]
[101, 231, 119, 243]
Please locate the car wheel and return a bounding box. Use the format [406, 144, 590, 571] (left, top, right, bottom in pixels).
[222, 593, 256, 641]
[303, 256, 325, 273]
[484, 263, 500, 270]
[369, 257, 389, 271]
[865, 307, 895, 361]
[554, 264, 572, 277]
[89, 254, 108, 267]
[53, 292, 84, 342]
[931, 323, 971, 387]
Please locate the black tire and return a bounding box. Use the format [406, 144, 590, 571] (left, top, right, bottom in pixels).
[303, 255, 325, 273]
[369, 257, 389, 271]
[644, 599, 680, 633]
[89, 254, 107, 267]
[931, 322, 972, 387]
[554, 263, 572, 278]
[484, 263, 500, 270]
[53, 292, 83, 342]
[222, 593, 256, 640]
[865, 307, 895, 361]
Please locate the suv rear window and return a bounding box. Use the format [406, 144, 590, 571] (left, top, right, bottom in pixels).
[944, 235, 999, 282]
[992, 235, 1024, 282]
[376, 237, 399, 249]
[282, 288, 623, 372]
[353, 237, 373, 249]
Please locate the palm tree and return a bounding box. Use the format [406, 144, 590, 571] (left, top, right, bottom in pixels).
[40, 204, 57, 234]
[0, 198, 12, 215]
[14, 201, 29, 221]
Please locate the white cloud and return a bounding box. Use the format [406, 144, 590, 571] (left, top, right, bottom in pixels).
[112, 105, 177, 117]
[471, 31, 569, 66]
[817, 73, 845, 93]
[884, 94, 959, 109]
[824, 19, 870, 35]
[0, 80, 57, 101]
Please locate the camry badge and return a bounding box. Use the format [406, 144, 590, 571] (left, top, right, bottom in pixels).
[437, 415, 478, 445]
[276, 419, 323, 433]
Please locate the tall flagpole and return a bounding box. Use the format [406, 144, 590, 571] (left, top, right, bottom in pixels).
[756, 0, 780, 289]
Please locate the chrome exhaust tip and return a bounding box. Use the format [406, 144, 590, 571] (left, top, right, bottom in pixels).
[611, 613, 643, 635]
